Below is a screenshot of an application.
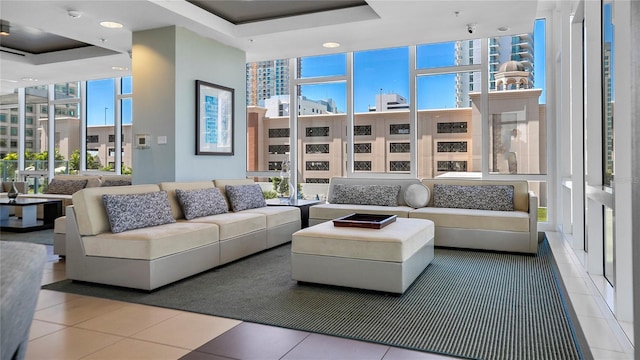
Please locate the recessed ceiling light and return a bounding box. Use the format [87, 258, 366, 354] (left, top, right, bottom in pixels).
[111, 66, 129, 71]
[21, 77, 38, 82]
[497, 26, 510, 32]
[322, 42, 340, 48]
[100, 21, 123, 29]
[0, 79, 18, 83]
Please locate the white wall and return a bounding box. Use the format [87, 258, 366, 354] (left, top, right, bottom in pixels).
[131, 26, 247, 184]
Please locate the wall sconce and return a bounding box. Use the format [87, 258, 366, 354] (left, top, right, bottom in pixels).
[135, 134, 151, 149]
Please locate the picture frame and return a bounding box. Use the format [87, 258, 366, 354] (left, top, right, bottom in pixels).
[196, 80, 234, 155]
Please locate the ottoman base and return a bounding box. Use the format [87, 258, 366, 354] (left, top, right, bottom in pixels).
[291, 237, 434, 294]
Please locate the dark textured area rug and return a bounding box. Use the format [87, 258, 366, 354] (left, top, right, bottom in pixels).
[1, 229, 53, 245]
[43, 240, 582, 360]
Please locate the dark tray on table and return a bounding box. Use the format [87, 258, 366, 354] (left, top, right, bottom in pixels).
[332, 213, 397, 229]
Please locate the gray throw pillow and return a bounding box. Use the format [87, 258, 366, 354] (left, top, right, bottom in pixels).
[101, 179, 132, 187]
[329, 184, 401, 207]
[176, 188, 228, 220]
[45, 178, 88, 195]
[102, 191, 176, 233]
[225, 184, 267, 212]
[432, 184, 514, 211]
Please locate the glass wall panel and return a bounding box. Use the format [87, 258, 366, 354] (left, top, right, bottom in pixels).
[121, 97, 133, 174]
[87, 79, 115, 171]
[488, 19, 546, 176]
[354, 47, 409, 113]
[297, 82, 346, 188]
[53, 103, 80, 176]
[602, 1, 614, 187]
[604, 205, 615, 285]
[528, 181, 548, 222]
[0, 105, 18, 181]
[417, 72, 478, 178]
[300, 54, 346, 78]
[122, 76, 133, 94]
[417, 40, 480, 68]
[54, 82, 79, 100]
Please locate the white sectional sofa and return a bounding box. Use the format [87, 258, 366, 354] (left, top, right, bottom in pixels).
[65, 179, 300, 290]
[309, 177, 538, 254]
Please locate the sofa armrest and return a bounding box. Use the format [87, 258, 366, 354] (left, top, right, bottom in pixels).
[528, 190, 539, 252]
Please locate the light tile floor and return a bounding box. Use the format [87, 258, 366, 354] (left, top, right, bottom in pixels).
[17, 232, 637, 359]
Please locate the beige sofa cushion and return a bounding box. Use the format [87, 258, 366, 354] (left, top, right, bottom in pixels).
[72, 184, 161, 236]
[81, 221, 219, 260]
[309, 203, 413, 221]
[241, 206, 300, 228]
[187, 212, 266, 241]
[54, 216, 66, 234]
[159, 181, 216, 219]
[409, 207, 530, 232]
[292, 218, 434, 262]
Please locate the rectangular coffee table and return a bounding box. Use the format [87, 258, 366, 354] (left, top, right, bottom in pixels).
[291, 217, 435, 294]
[0, 198, 63, 232]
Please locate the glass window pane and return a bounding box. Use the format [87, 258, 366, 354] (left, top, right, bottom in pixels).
[489, 20, 546, 176]
[54, 82, 79, 100]
[528, 181, 548, 222]
[87, 79, 115, 172]
[246, 59, 290, 107]
[417, 72, 478, 178]
[298, 82, 346, 184]
[122, 76, 133, 94]
[121, 98, 133, 174]
[54, 103, 80, 175]
[417, 40, 480, 68]
[300, 53, 346, 78]
[602, 3, 614, 187]
[354, 47, 409, 113]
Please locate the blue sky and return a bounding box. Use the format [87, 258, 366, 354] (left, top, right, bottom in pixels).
[87, 19, 547, 124]
[86, 77, 132, 126]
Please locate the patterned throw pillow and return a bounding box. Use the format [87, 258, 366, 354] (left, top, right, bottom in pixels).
[176, 188, 228, 220]
[45, 178, 88, 195]
[329, 184, 401, 207]
[432, 184, 515, 211]
[225, 184, 267, 212]
[102, 191, 176, 233]
[101, 179, 132, 187]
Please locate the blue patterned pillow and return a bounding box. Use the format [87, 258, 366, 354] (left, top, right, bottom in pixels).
[176, 188, 228, 220]
[102, 191, 176, 233]
[433, 184, 514, 211]
[225, 184, 267, 212]
[329, 184, 401, 207]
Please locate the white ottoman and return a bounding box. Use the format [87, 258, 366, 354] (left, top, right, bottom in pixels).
[291, 217, 434, 294]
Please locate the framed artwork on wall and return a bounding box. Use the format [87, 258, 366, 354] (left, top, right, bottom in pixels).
[196, 80, 234, 155]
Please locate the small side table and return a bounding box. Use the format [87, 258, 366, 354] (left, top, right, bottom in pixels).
[266, 198, 321, 228]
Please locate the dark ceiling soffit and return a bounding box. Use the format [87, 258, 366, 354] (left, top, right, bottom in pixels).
[186, 0, 368, 25]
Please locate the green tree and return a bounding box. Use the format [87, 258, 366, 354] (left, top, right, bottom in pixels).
[69, 149, 101, 173]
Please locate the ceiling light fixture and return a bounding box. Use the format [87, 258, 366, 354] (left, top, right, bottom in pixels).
[68, 10, 82, 18]
[100, 21, 123, 29]
[322, 42, 340, 48]
[111, 66, 129, 71]
[21, 77, 38, 82]
[0, 20, 10, 36]
[497, 26, 510, 32]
